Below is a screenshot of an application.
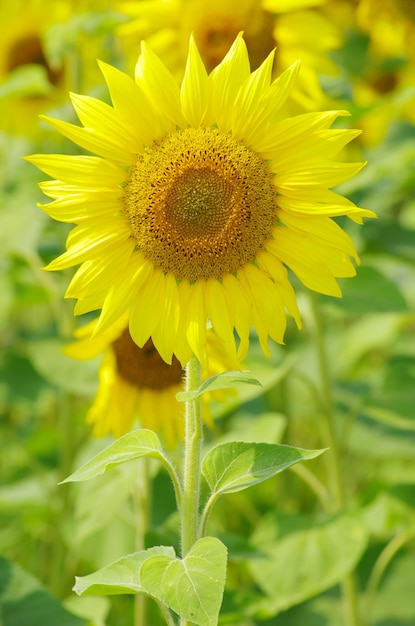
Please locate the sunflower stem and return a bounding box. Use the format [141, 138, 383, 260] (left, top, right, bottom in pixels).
[133, 458, 151, 626]
[179, 354, 203, 626]
[181, 354, 203, 557]
[310, 293, 361, 626]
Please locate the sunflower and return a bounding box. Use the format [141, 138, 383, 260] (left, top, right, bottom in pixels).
[0, 0, 71, 134]
[0, 0, 126, 136]
[353, 0, 415, 143]
[64, 317, 242, 447]
[117, 0, 342, 110]
[27, 34, 375, 368]
[356, 0, 415, 61]
[324, 0, 415, 145]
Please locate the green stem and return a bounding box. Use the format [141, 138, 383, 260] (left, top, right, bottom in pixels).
[363, 526, 415, 626]
[134, 458, 151, 626]
[157, 600, 178, 626]
[181, 354, 203, 556]
[199, 494, 217, 539]
[161, 456, 183, 510]
[289, 463, 331, 512]
[310, 293, 361, 626]
[310, 294, 344, 509]
[180, 354, 203, 626]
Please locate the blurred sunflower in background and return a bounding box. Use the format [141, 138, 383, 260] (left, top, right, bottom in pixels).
[353, 0, 415, 144]
[0, 0, 72, 135]
[27, 34, 374, 370]
[117, 0, 342, 110]
[0, 0, 125, 137]
[324, 0, 415, 146]
[64, 317, 243, 447]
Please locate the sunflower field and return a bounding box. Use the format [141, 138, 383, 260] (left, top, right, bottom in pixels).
[1, 1, 415, 625]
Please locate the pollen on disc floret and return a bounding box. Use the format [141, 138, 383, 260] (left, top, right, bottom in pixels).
[122, 126, 279, 282]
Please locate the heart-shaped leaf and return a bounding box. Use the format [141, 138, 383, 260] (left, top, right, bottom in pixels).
[250, 512, 368, 617]
[203, 442, 325, 497]
[140, 537, 227, 626]
[73, 546, 175, 596]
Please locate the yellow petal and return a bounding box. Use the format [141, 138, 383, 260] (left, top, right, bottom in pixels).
[135, 40, 185, 128]
[98, 59, 163, 144]
[25, 154, 124, 186]
[152, 272, 180, 365]
[129, 268, 166, 347]
[180, 34, 209, 127]
[205, 278, 234, 344]
[231, 48, 275, 137]
[94, 258, 153, 335]
[209, 33, 250, 132]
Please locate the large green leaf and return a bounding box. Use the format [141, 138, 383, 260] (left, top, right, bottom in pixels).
[249, 512, 368, 618]
[26, 338, 100, 396]
[202, 442, 324, 497]
[176, 370, 261, 402]
[61, 430, 167, 483]
[340, 266, 408, 314]
[73, 546, 175, 596]
[366, 355, 415, 425]
[140, 537, 227, 626]
[0, 557, 86, 626]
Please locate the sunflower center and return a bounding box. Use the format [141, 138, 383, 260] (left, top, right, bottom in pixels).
[167, 167, 231, 237]
[112, 329, 183, 390]
[123, 127, 278, 282]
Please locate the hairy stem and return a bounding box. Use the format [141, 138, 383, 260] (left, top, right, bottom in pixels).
[181, 354, 203, 555]
[180, 354, 203, 626]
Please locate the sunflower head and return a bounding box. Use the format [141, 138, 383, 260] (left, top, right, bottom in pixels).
[117, 0, 342, 109]
[27, 34, 375, 368]
[65, 318, 242, 447]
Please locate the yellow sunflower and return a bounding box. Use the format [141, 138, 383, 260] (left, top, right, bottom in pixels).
[64, 317, 242, 447]
[0, 0, 125, 136]
[324, 0, 415, 145]
[117, 0, 341, 110]
[27, 34, 375, 368]
[356, 0, 415, 61]
[353, 0, 415, 143]
[0, 0, 71, 134]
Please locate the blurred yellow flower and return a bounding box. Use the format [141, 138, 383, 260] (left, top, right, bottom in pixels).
[356, 0, 415, 60]
[27, 35, 374, 368]
[354, 0, 415, 143]
[0, 0, 71, 134]
[0, 0, 126, 136]
[65, 317, 242, 447]
[324, 0, 415, 145]
[117, 0, 342, 110]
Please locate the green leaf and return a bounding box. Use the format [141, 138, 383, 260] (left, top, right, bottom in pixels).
[26, 338, 100, 396]
[176, 370, 261, 402]
[0, 557, 86, 626]
[140, 537, 227, 626]
[249, 512, 368, 617]
[369, 549, 415, 624]
[73, 546, 175, 596]
[61, 429, 166, 483]
[202, 442, 325, 497]
[366, 355, 415, 425]
[340, 266, 408, 314]
[0, 65, 53, 98]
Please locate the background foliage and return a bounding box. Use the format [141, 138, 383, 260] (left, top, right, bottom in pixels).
[1, 1, 415, 625]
